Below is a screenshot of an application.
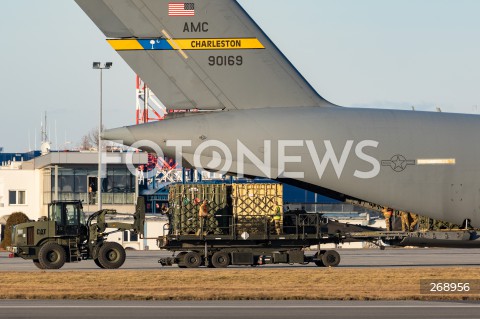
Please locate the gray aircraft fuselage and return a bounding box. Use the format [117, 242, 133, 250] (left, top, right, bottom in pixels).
[74, 0, 478, 226]
[104, 106, 480, 225]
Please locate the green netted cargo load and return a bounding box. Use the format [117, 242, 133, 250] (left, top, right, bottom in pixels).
[168, 184, 228, 235]
[232, 183, 283, 234]
[168, 182, 283, 237]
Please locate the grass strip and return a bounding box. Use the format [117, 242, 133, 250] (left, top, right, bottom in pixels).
[0, 267, 479, 301]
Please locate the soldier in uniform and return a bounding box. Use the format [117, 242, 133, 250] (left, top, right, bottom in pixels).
[382, 207, 393, 231]
[196, 200, 209, 236]
[408, 212, 419, 231]
[400, 211, 410, 231]
[159, 204, 173, 234]
[273, 203, 282, 235]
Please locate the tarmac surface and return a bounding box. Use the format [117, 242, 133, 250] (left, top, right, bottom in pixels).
[0, 300, 479, 319]
[1, 249, 480, 318]
[1, 248, 480, 271]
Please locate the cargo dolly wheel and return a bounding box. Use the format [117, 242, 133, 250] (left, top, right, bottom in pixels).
[211, 251, 230, 268]
[321, 250, 341, 267]
[313, 250, 326, 267]
[184, 251, 202, 268]
[176, 252, 188, 268]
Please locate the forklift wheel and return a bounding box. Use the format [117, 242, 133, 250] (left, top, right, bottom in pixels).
[94, 258, 105, 269]
[33, 259, 46, 270]
[92, 246, 105, 268]
[38, 242, 67, 269]
[98, 242, 126, 269]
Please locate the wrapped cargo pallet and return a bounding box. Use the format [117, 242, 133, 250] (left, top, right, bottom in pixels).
[232, 183, 283, 235]
[168, 184, 227, 235]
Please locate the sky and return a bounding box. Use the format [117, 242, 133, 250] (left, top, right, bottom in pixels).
[0, 0, 479, 152]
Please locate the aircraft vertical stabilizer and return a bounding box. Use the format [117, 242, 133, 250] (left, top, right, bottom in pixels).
[75, 0, 335, 111]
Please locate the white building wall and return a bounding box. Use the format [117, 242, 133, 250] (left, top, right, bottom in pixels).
[0, 165, 42, 221]
[106, 218, 167, 251]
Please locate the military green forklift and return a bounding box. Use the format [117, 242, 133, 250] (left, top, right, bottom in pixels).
[8, 199, 145, 269]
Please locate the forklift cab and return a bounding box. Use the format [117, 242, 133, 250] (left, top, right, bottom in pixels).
[48, 201, 86, 236]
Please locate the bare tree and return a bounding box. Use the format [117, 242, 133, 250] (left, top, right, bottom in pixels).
[88, 128, 99, 149]
[77, 126, 105, 151]
[79, 135, 92, 151]
[87, 125, 105, 150]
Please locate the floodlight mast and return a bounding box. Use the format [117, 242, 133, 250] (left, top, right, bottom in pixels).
[92, 62, 112, 210]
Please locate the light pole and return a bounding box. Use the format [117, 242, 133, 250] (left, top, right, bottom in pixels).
[93, 62, 112, 210]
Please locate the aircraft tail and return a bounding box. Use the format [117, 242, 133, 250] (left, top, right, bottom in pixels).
[75, 0, 335, 111]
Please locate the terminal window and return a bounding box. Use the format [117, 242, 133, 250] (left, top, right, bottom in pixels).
[9, 190, 26, 205]
[45, 168, 136, 205]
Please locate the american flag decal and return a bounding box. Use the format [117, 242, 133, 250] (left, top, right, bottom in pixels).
[169, 3, 195, 16]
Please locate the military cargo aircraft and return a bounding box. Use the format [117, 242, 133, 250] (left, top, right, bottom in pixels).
[75, 0, 480, 226]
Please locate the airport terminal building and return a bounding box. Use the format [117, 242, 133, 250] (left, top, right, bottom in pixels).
[0, 151, 147, 241]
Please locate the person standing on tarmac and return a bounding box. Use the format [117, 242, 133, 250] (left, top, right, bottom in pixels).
[88, 184, 94, 204]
